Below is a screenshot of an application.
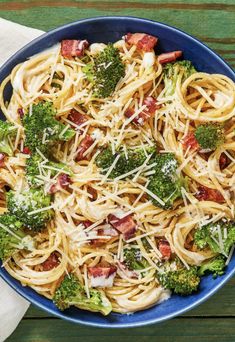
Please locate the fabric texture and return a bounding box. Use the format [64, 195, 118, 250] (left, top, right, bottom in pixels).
[0, 17, 44, 342]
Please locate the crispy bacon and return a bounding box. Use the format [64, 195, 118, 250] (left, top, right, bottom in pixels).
[58, 173, 71, 189]
[158, 51, 182, 64]
[88, 263, 117, 287]
[61, 39, 89, 58]
[108, 213, 137, 241]
[182, 132, 199, 151]
[195, 185, 224, 203]
[82, 220, 93, 228]
[125, 33, 158, 51]
[48, 184, 57, 194]
[125, 96, 160, 126]
[48, 173, 71, 194]
[124, 108, 135, 120]
[87, 185, 98, 201]
[49, 173, 71, 194]
[22, 147, 31, 155]
[0, 153, 5, 167]
[219, 153, 230, 170]
[75, 135, 94, 161]
[41, 253, 59, 271]
[90, 225, 118, 247]
[68, 109, 89, 129]
[158, 239, 172, 260]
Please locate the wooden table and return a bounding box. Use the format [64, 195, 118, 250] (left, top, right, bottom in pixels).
[0, 1, 234, 340]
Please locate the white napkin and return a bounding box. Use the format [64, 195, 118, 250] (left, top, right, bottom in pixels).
[0, 18, 44, 342]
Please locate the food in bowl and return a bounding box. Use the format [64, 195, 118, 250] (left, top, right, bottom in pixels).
[0, 31, 234, 316]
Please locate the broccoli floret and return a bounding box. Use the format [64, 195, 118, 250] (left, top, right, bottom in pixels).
[26, 153, 71, 186]
[0, 121, 17, 156]
[157, 264, 200, 295]
[194, 123, 224, 151]
[23, 102, 75, 155]
[194, 224, 218, 252]
[147, 153, 183, 209]
[53, 274, 112, 315]
[0, 214, 35, 260]
[83, 44, 125, 98]
[163, 60, 196, 96]
[96, 146, 156, 179]
[7, 188, 54, 231]
[124, 248, 149, 270]
[194, 221, 235, 255]
[198, 255, 226, 278]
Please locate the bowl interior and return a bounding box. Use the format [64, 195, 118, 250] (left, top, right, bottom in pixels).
[0, 16, 234, 328]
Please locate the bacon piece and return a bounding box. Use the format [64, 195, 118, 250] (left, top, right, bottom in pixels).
[182, 132, 199, 151]
[17, 108, 24, 118]
[158, 51, 182, 64]
[58, 174, 71, 189]
[48, 173, 71, 194]
[219, 153, 230, 170]
[124, 108, 135, 120]
[22, 147, 31, 155]
[195, 186, 224, 203]
[61, 39, 89, 58]
[125, 96, 160, 126]
[82, 220, 93, 228]
[108, 213, 137, 241]
[41, 253, 59, 271]
[125, 33, 158, 51]
[90, 225, 118, 247]
[48, 184, 57, 194]
[75, 135, 94, 161]
[68, 109, 89, 129]
[0, 153, 5, 167]
[88, 263, 117, 287]
[87, 185, 98, 201]
[158, 239, 172, 260]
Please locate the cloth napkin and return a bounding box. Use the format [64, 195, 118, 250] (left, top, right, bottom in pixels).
[0, 18, 44, 342]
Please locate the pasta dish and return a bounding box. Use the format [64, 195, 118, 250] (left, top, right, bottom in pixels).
[0, 32, 234, 315]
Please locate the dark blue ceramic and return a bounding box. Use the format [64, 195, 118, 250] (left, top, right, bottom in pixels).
[0, 17, 234, 328]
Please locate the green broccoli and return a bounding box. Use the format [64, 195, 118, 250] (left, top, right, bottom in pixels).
[23, 102, 75, 155]
[0, 214, 35, 260]
[194, 123, 224, 151]
[7, 188, 54, 231]
[26, 153, 71, 186]
[157, 263, 200, 295]
[147, 153, 183, 209]
[0, 121, 17, 156]
[83, 44, 125, 98]
[124, 248, 149, 270]
[53, 274, 112, 315]
[194, 220, 235, 255]
[198, 255, 226, 278]
[96, 145, 156, 179]
[163, 60, 196, 96]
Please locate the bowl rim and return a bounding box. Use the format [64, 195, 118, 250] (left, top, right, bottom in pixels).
[0, 15, 234, 328]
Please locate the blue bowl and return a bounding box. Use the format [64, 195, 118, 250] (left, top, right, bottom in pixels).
[0, 16, 234, 328]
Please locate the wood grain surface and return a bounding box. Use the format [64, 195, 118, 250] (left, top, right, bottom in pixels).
[0, 1, 234, 340]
